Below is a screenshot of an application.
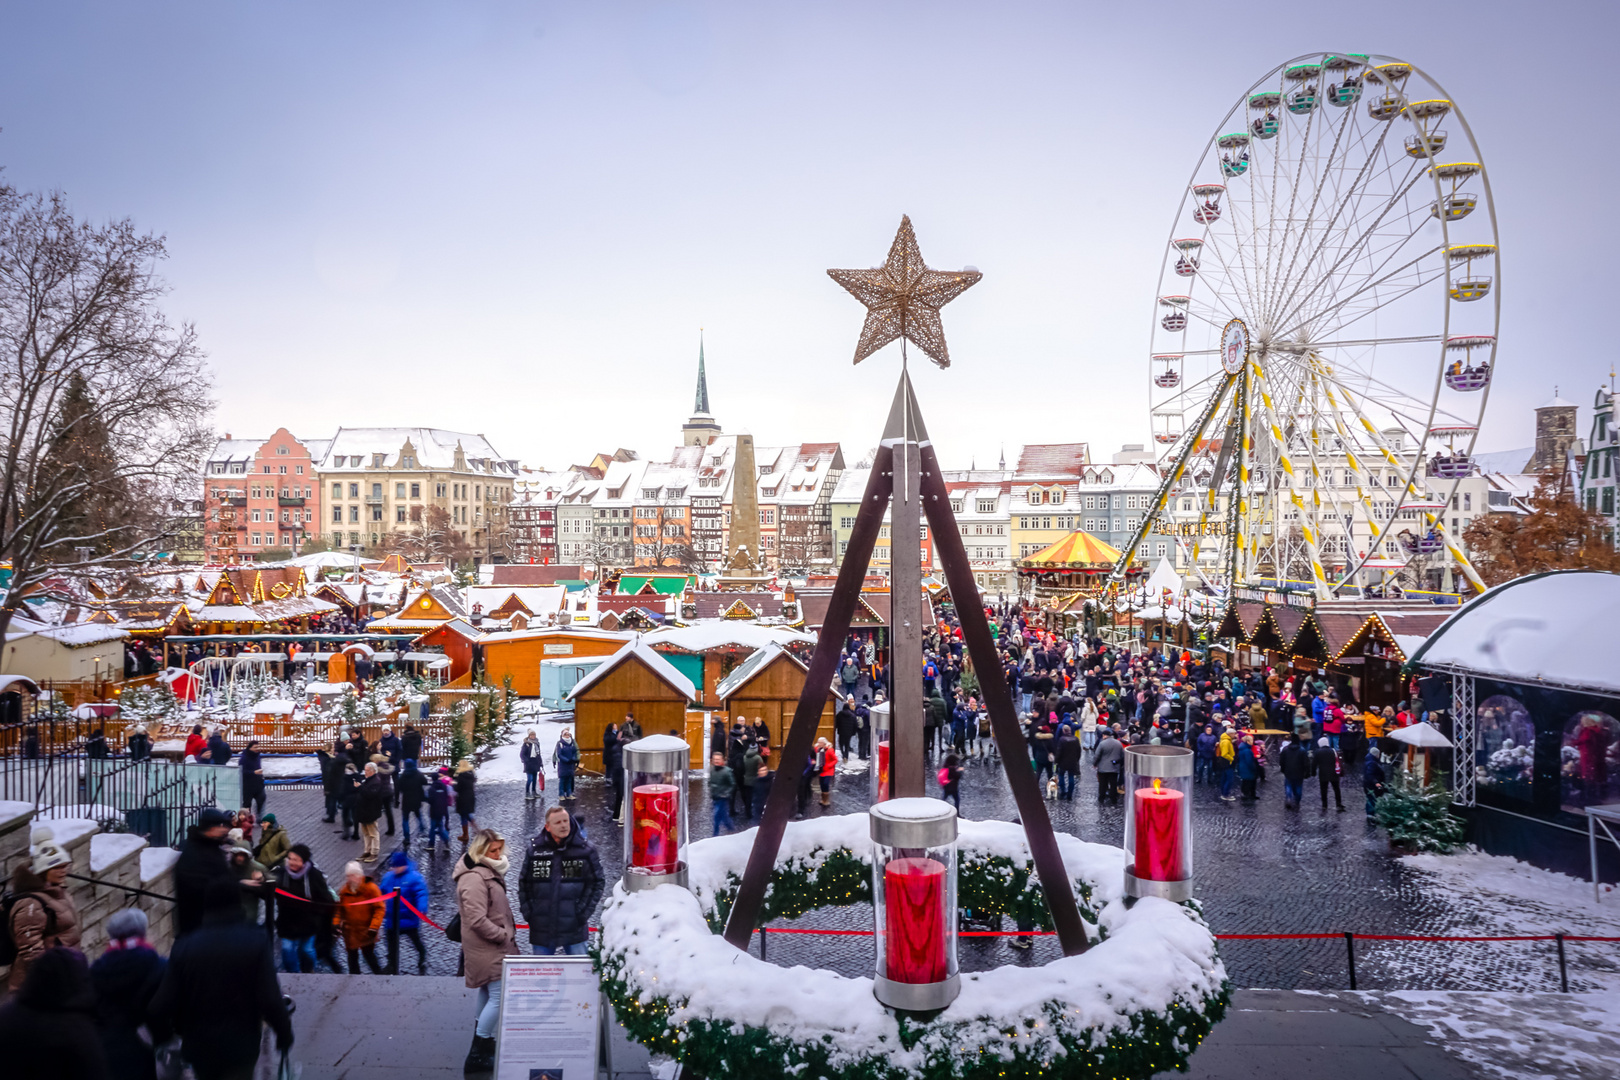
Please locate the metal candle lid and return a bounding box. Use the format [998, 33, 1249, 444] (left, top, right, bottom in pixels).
[1125, 744, 1194, 778]
[623, 734, 689, 773]
[869, 797, 957, 848]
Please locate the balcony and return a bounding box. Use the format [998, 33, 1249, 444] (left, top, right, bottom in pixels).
[364, 495, 384, 505]
[222, 497, 247, 507]
[279, 496, 305, 507]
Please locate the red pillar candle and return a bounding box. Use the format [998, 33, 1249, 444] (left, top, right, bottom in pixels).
[883, 857, 947, 984]
[876, 740, 891, 802]
[631, 784, 680, 873]
[1133, 784, 1185, 881]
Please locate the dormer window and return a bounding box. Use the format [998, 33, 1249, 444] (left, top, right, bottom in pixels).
[1027, 486, 1044, 505]
[976, 499, 995, 513]
[276, 445, 289, 455]
[373, 454, 386, 467]
[1049, 487, 1066, 505]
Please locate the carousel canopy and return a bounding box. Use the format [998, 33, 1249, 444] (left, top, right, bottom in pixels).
[1018, 529, 1124, 572]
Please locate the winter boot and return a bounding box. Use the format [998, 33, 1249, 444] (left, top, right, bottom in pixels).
[820, 791, 831, 807]
[463, 1034, 496, 1073]
[459, 824, 469, 842]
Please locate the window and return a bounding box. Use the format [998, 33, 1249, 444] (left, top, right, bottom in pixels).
[278, 465, 287, 474]
[262, 465, 271, 474]
[1463, 493, 1472, 512]
[839, 516, 855, 529]
[332, 507, 342, 523]
[436, 483, 447, 497]
[251, 533, 262, 545]
[295, 465, 303, 475]
[371, 483, 382, 498]
[332, 483, 342, 499]
[1027, 487, 1044, 505]
[396, 483, 406, 498]
[1138, 544, 1148, 556]
[976, 499, 995, 513]
[396, 508, 407, 523]
[1049, 487, 1064, 505]
[410, 482, 421, 498]
[1113, 517, 1122, 531]
[950, 500, 964, 513]
[1156, 542, 1168, 557]
[1041, 517, 1051, 530]
[349, 483, 360, 498]
[348, 532, 360, 546]
[349, 506, 360, 522]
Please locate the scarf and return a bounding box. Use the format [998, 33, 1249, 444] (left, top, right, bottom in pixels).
[482, 855, 510, 876]
[107, 935, 152, 952]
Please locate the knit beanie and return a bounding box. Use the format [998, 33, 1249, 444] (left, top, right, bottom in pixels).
[30, 826, 71, 875]
[107, 908, 148, 940]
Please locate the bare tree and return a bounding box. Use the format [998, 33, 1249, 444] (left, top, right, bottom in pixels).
[380, 505, 474, 566]
[0, 185, 213, 642]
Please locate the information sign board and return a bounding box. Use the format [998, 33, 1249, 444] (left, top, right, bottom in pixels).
[495, 956, 601, 1080]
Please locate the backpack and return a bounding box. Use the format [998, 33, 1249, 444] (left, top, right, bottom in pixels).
[0, 891, 56, 965]
[937, 765, 951, 787]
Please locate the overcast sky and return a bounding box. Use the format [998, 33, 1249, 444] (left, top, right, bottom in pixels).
[2, 1, 1612, 471]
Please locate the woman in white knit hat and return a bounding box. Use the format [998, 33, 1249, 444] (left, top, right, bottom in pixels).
[4, 826, 82, 990]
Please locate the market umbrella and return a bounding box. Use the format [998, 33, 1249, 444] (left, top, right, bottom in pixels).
[1386, 721, 1453, 748]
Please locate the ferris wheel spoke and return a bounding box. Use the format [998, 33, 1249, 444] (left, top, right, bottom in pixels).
[1279, 244, 1444, 341]
[1265, 100, 1366, 326]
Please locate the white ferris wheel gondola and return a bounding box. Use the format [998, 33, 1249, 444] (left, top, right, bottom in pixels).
[1134, 52, 1499, 600]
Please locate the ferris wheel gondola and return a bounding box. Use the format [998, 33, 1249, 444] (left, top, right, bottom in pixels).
[1130, 52, 1500, 600]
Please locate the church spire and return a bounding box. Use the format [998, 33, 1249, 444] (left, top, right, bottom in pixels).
[694, 331, 712, 416]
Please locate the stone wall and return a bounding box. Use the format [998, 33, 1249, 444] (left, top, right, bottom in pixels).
[0, 801, 178, 981]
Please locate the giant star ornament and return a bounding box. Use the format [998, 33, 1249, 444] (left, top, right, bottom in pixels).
[827, 216, 981, 369]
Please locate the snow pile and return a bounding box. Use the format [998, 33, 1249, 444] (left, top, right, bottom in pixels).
[90, 832, 148, 873]
[602, 814, 1217, 1075]
[141, 846, 181, 884]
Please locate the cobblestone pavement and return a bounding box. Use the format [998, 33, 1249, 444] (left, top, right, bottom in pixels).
[259, 742, 1602, 991]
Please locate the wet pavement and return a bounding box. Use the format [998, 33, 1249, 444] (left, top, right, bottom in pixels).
[260, 739, 1593, 992]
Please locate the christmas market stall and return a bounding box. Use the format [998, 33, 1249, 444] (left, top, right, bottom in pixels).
[713, 641, 838, 752]
[1409, 570, 1620, 886]
[191, 567, 338, 636]
[566, 636, 697, 773]
[479, 626, 633, 696]
[1016, 529, 1137, 608]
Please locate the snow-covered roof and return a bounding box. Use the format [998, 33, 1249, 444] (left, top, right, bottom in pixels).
[6, 622, 127, 647]
[316, 428, 518, 476]
[566, 636, 696, 702]
[0, 674, 40, 694]
[830, 463, 871, 503]
[714, 642, 811, 700]
[1409, 570, 1620, 696]
[642, 622, 813, 653]
[476, 626, 633, 645]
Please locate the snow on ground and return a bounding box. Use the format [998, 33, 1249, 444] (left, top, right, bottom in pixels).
[90, 832, 148, 873]
[1329, 990, 1620, 1080]
[262, 755, 323, 778]
[476, 715, 570, 784]
[1400, 849, 1620, 991]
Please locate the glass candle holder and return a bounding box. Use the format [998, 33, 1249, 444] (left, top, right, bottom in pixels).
[870, 797, 959, 1011]
[869, 701, 892, 804]
[1122, 744, 1193, 902]
[622, 734, 690, 892]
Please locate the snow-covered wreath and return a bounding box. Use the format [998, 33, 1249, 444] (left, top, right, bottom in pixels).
[596, 814, 1229, 1080]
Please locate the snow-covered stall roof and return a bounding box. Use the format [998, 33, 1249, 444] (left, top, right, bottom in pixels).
[567, 636, 696, 703]
[714, 642, 809, 701]
[642, 622, 813, 653]
[1408, 570, 1620, 697]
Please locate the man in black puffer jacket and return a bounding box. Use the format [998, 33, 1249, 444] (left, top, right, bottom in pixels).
[173, 808, 234, 938]
[518, 806, 604, 955]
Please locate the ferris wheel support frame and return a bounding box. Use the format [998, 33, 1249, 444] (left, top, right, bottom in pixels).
[1111, 371, 1238, 583]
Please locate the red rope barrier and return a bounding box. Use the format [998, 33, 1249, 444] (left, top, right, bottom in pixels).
[269, 888, 1620, 944]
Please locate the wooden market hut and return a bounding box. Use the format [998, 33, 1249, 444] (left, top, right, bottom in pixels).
[566, 638, 696, 773]
[1333, 610, 1452, 708]
[713, 643, 837, 750]
[480, 626, 632, 697]
[409, 619, 483, 685]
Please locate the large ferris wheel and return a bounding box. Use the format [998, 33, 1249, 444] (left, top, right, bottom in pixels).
[1118, 53, 1499, 599]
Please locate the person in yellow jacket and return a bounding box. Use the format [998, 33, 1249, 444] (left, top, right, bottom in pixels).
[1214, 730, 1237, 802]
[1363, 707, 1388, 751]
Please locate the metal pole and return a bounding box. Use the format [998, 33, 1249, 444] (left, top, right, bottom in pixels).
[758, 926, 767, 960]
[889, 380, 925, 797]
[1344, 932, 1357, 990]
[389, 892, 400, 974]
[1556, 932, 1568, 992]
[1592, 816, 1601, 905]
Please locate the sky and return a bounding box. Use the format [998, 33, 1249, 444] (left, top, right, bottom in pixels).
[1, 0, 1613, 473]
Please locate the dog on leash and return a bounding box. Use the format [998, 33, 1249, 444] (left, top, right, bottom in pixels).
[1045, 776, 1058, 800]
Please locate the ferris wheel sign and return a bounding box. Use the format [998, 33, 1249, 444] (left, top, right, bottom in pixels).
[1220, 318, 1248, 375]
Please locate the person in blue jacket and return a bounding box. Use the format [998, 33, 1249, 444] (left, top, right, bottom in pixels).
[380, 851, 431, 974]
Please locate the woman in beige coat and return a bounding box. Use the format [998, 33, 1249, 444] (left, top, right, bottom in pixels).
[454, 828, 518, 1072]
[6, 828, 81, 991]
